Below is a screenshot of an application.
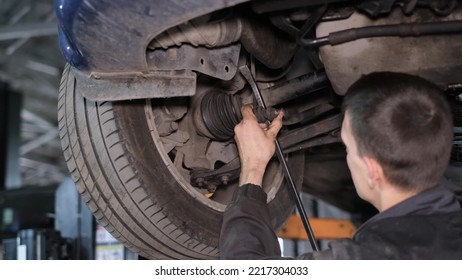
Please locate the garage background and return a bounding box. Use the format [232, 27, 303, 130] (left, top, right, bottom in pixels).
[0, 0, 142, 260]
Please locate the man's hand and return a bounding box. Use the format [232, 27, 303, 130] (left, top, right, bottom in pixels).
[234, 104, 284, 186]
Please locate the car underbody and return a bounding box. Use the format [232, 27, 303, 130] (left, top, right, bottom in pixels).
[56, 0, 462, 259]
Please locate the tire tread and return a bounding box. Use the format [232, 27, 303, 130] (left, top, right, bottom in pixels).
[57, 65, 216, 259]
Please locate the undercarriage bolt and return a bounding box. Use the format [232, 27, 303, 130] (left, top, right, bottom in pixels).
[207, 184, 217, 193]
[158, 121, 178, 136]
[195, 177, 205, 188]
[220, 175, 229, 185]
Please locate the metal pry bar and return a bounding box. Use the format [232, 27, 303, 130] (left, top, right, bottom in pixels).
[239, 65, 319, 252]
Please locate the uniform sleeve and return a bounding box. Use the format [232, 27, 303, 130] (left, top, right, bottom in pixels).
[218, 184, 355, 260]
[219, 183, 283, 259]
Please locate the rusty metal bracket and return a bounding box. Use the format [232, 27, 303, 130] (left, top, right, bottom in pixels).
[278, 114, 343, 150]
[147, 43, 240, 81]
[74, 68, 196, 101]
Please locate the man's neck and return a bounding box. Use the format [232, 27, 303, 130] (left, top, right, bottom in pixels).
[377, 185, 418, 212]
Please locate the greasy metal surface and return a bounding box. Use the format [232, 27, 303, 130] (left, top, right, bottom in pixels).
[149, 17, 242, 49]
[147, 44, 240, 81]
[261, 70, 328, 107]
[317, 8, 462, 95]
[74, 68, 197, 101]
[278, 114, 343, 149]
[191, 158, 240, 190]
[252, 0, 350, 14]
[304, 20, 462, 47]
[283, 133, 341, 154]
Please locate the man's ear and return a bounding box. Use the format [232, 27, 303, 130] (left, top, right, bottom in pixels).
[363, 156, 385, 190]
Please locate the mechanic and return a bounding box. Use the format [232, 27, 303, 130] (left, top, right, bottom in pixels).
[219, 72, 462, 259]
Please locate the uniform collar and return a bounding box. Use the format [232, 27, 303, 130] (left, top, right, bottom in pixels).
[354, 183, 461, 238]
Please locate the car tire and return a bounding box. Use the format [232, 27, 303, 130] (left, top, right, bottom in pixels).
[57, 64, 304, 259]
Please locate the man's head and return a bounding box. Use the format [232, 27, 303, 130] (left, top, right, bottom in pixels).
[341, 72, 453, 201]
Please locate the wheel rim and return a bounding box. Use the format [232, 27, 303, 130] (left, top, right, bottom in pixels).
[144, 97, 284, 211]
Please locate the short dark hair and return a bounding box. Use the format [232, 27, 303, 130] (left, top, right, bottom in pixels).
[342, 72, 453, 191]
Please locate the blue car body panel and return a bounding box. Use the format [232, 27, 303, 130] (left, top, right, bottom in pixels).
[55, 0, 85, 68]
[54, 0, 250, 74]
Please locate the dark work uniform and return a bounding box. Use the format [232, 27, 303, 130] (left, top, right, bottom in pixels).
[219, 183, 462, 259]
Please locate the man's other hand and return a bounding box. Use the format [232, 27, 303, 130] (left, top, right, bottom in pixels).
[234, 104, 283, 186]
